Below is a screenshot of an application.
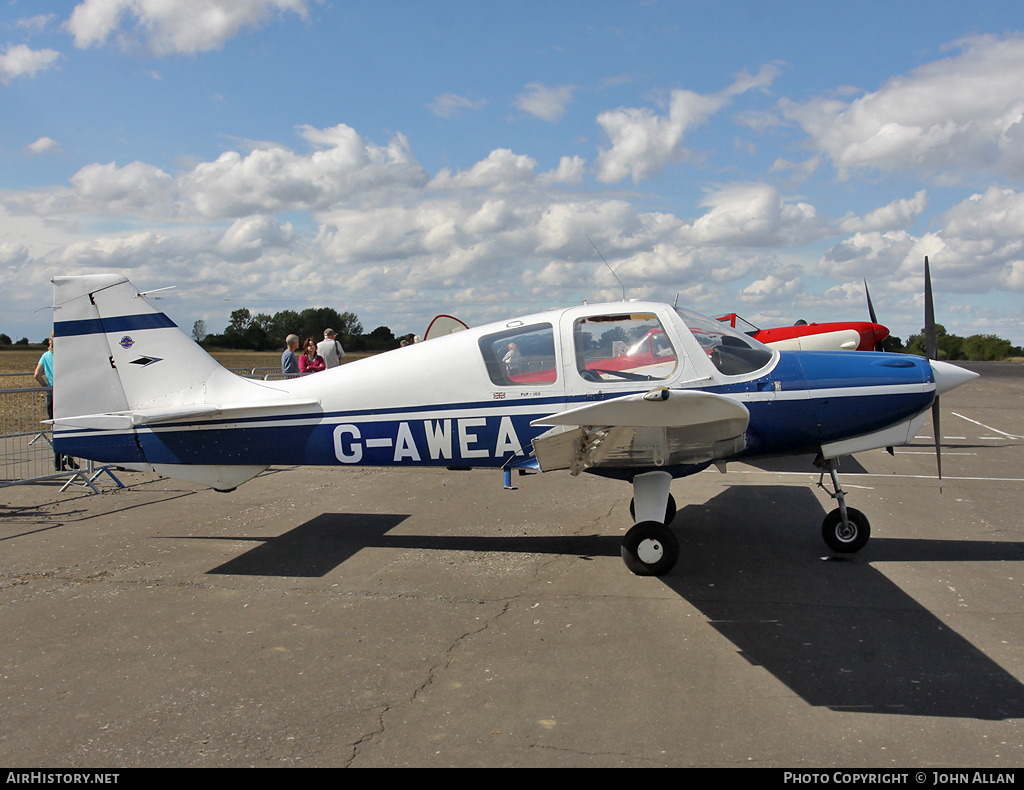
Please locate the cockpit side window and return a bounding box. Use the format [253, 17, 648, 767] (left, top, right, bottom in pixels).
[573, 313, 678, 383]
[479, 323, 557, 386]
[675, 307, 773, 376]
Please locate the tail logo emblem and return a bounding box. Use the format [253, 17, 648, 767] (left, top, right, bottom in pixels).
[119, 336, 135, 349]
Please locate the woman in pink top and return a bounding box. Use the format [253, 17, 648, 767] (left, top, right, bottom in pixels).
[298, 336, 325, 373]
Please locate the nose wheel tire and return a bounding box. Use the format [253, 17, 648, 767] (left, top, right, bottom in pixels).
[621, 521, 679, 576]
[821, 507, 870, 553]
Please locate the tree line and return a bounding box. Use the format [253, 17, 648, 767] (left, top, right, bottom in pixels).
[883, 325, 1023, 361]
[0, 334, 35, 346]
[197, 307, 402, 352]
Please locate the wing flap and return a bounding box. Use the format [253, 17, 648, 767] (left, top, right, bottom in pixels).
[530, 388, 749, 474]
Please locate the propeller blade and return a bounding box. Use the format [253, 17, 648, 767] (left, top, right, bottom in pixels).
[864, 278, 878, 324]
[924, 256, 937, 360]
[864, 278, 887, 351]
[924, 256, 943, 491]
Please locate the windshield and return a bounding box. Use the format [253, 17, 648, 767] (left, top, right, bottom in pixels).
[716, 313, 760, 336]
[675, 307, 773, 376]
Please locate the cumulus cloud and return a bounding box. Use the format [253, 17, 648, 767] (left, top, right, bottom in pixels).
[740, 273, 804, 304]
[66, 0, 311, 56]
[820, 230, 937, 282]
[217, 215, 294, 262]
[514, 83, 576, 122]
[838, 190, 928, 233]
[595, 63, 780, 184]
[182, 125, 426, 216]
[429, 149, 538, 192]
[676, 183, 826, 248]
[25, 137, 60, 155]
[782, 34, 1024, 181]
[70, 160, 177, 215]
[538, 155, 587, 187]
[821, 187, 1024, 294]
[594, 90, 725, 184]
[0, 242, 30, 266]
[0, 44, 60, 86]
[5, 124, 427, 221]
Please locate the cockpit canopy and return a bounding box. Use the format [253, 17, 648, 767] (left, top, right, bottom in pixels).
[675, 307, 774, 376]
[476, 302, 775, 388]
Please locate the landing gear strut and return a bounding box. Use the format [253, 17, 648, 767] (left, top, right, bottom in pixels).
[816, 457, 871, 553]
[621, 471, 680, 576]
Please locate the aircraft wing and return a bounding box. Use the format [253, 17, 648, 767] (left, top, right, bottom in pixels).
[530, 388, 749, 474]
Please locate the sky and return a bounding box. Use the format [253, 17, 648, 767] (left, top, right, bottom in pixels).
[3, 0, 1024, 347]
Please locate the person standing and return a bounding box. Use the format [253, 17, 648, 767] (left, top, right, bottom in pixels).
[317, 328, 345, 369]
[299, 337, 325, 373]
[34, 334, 76, 470]
[281, 334, 300, 375]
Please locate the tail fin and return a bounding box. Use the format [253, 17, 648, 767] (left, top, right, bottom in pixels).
[52, 274, 222, 421]
[51, 274, 316, 490]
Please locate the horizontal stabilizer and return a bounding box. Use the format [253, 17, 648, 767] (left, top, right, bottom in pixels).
[49, 397, 320, 430]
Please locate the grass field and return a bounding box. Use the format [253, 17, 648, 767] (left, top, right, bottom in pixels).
[0, 346, 373, 434]
[0, 347, 373, 381]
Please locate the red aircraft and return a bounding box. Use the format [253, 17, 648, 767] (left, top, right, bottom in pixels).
[716, 280, 889, 352]
[715, 313, 889, 352]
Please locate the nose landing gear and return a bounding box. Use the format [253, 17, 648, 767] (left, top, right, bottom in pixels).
[817, 457, 871, 554]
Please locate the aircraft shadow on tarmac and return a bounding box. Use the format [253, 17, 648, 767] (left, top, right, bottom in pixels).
[663, 485, 1024, 721]
[201, 483, 1024, 721]
[206, 513, 411, 577]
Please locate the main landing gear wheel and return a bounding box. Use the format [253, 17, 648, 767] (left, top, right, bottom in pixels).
[821, 507, 870, 554]
[621, 521, 679, 576]
[629, 494, 677, 525]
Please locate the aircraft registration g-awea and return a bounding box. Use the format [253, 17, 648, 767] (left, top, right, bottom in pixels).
[49, 272, 976, 576]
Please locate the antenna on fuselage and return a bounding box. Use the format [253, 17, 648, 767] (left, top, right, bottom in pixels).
[587, 236, 626, 301]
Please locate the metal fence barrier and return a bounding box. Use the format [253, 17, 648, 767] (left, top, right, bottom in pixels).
[1, 366, 302, 494]
[1, 373, 123, 494]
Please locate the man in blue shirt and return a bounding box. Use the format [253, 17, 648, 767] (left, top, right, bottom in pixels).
[33, 336, 53, 407]
[33, 334, 75, 471]
[281, 334, 300, 375]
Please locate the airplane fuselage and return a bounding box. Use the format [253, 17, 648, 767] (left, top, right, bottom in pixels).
[53, 296, 938, 481]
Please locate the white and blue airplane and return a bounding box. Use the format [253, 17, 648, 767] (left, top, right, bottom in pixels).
[48, 272, 977, 576]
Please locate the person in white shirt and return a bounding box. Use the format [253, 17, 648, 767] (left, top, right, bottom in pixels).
[317, 328, 346, 369]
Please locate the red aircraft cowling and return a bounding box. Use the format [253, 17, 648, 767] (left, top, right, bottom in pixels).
[716, 314, 890, 352]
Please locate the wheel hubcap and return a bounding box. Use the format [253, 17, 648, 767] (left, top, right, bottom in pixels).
[637, 538, 664, 564]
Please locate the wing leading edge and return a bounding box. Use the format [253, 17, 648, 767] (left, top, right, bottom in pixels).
[530, 388, 750, 475]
